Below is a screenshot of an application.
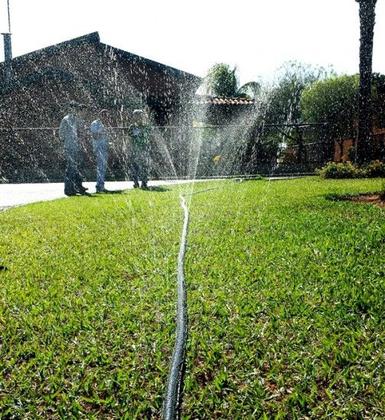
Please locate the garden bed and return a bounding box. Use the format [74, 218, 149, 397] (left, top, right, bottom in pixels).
[328, 191, 385, 208]
[349, 193, 385, 207]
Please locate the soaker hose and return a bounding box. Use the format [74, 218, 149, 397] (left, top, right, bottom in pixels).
[163, 194, 189, 419]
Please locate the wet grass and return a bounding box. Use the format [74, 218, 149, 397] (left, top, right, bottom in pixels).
[185, 177, 385, 418]
[1, 178, 385, 418]
[0, 189, 182, 418]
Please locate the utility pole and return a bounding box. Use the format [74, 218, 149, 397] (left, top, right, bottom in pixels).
[7, 0, 11, 33]
[2, 0, 13, 87]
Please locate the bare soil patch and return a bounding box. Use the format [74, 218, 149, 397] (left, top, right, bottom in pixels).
[341, 193, 385, 208]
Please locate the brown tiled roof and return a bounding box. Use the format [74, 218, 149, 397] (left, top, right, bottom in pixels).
[196, 96, 255, 106]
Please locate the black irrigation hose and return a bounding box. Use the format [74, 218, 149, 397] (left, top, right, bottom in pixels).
[163, 195, 189, 420]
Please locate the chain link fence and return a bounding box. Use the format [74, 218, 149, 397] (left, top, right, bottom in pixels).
[0, 123, 344, 182]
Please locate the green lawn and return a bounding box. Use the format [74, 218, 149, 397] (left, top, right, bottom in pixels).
[1, 178, 385, 418]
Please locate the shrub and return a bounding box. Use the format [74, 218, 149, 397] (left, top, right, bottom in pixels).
[318, 160, 385, 179]
[318, 162, 362, 179]
[363, 160, 385, 178]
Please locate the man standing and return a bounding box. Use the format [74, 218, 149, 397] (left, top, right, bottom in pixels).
[59, 101, 87, 196]
[90, 110, 109, 193]
[129, 109, 150, 189]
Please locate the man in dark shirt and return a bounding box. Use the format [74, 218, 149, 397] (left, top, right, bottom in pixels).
[129, 109, 150, 189]
[59, 101, 88, 196]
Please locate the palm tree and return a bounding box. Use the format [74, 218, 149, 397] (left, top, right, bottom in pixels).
[205, 64, 260, 99]
[237, 81, 261, 100]
[355, 0, 378, 163]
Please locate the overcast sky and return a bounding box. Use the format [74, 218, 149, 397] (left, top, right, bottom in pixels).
[1, 0, 385, 85]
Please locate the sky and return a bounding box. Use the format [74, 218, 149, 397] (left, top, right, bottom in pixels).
[1, 0, 385, 85]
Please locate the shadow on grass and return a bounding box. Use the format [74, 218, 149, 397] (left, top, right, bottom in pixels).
[325, 191, 382, 202]
[83, 190, 127, 197]
[325, 193, 351, 202]
[233, 176, 265, 183]
[76, 187, 171, 197]
[141, 186, 170, 192]
[97, 189, 126, 195]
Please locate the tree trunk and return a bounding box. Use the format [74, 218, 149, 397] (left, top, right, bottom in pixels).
[356, 0, 377, 164]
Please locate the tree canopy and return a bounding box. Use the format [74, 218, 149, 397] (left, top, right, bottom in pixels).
[301, 74, 359, 140]
[206, 63, 238, 97]
[263, 62, 332, 126]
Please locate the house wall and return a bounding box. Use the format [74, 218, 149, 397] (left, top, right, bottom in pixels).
[334, 128, 385, 162]
[0, 36, 199, 181]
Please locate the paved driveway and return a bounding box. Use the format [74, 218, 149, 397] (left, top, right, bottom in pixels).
[0, 180, 197, 210]
[0, 177, 301, 210]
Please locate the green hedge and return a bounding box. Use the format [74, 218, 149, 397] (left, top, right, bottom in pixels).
[318, 160, 385, 179]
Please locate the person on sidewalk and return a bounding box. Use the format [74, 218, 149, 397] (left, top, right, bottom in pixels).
[90, 109, 109, 193]
[128, 109, 150, 189]
[59, 101, 88, 196]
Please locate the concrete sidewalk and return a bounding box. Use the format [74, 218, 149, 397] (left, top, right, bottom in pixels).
[0, 180, 196, 210]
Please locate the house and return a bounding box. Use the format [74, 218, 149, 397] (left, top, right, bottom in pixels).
[194, 95, 256, 125]
[0, 32, 201, 181]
